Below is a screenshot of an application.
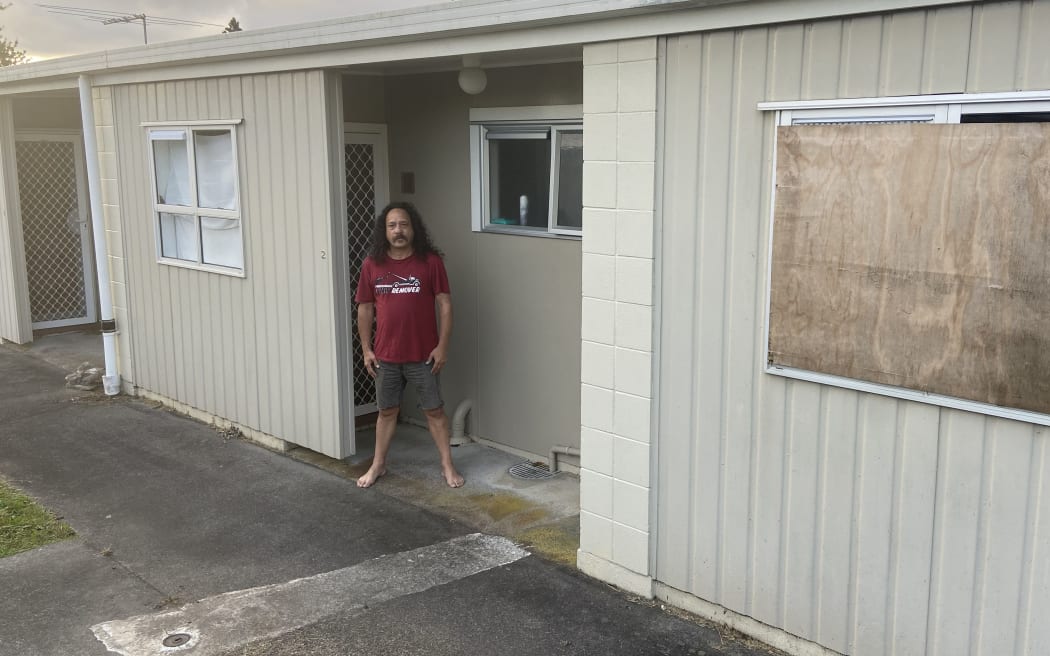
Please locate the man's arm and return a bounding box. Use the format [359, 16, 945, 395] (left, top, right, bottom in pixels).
[357, 302, 378, 377]
[429, 292, 452, 374]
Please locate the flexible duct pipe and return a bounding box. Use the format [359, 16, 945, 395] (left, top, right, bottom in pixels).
[450, 398, 473, 446]
[78, 75, 119, 395]
[549, 445, 580, 474]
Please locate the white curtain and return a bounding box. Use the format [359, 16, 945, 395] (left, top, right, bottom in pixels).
[159, 213, 197, 261]
[194, 130, 236, 210]
[151, 132, 191, 206]
[201, 217, 242, 269]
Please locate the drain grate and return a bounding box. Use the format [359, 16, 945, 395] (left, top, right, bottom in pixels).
[162, 633, 192, 648]
[508, 461, 555, 480]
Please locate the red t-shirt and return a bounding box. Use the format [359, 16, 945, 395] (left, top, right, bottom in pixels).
[354, 252, 450, 363]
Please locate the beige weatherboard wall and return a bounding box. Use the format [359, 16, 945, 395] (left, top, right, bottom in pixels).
[642, 2, 1050, 656]
[101, 70, 352, 459]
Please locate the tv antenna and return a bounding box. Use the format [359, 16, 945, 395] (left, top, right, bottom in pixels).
[38, 4, 225, 45]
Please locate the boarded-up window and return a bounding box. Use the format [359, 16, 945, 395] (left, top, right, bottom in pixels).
[769, 123, 1050, 415]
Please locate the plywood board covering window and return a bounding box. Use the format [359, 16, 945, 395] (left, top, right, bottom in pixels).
[770, 123, 1050, 415]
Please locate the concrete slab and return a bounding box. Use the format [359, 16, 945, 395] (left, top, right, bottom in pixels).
[222, 556, 777, 656]
[0, 540, 158, 656]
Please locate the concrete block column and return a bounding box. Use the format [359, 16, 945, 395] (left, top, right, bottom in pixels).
[578, 37, 657, 598]
[92, 86, 133, 387]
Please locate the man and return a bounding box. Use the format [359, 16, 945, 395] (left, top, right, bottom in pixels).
[354, 202, 465, 489]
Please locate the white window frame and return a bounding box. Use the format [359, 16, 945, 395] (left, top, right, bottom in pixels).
[145, 120, 245, 276]
[469, 105, 583, 238]
[760, 91, 1050, 427]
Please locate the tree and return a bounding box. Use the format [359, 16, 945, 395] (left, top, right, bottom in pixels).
[222, 17, 242, 33]
[0, 3, 27, 66]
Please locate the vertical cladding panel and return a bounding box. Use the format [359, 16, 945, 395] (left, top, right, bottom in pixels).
[781, 381, 821, 638]
[721, 27, 767, 615]
[114, 71, 341, 456]
[921, 4, 973, 94]
[800, 20, 843, 99]
[973, 419, 1033, 655]
[690, 28, 736, 603]
[656, 33, 702, 592]
[887, 402, 939, 656]
[967, 1, 1024, 92]
[878, 11, 925, 97]
[1021, 433, 1050, 655]
[850, 395, 897, 656]
[658, 3, 1050, 654]
[815, 387, 859, 654]
[1019, 0, 1050, 88]
[927, 411, 986, 656]
[840, 15, 884, 98]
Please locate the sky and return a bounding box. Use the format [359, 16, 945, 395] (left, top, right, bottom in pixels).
[3, 0, 442, 61]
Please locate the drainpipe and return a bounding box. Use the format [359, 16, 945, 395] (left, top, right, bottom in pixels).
[450, 398, 473, 446]
[78, 75, 120, 396]
[549, 445, 580, 475]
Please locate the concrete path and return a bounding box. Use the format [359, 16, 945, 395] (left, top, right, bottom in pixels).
[0, 346, 780, 656]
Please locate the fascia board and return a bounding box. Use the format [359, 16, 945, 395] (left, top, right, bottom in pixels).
[0, 0, 977, 93]
[0, 0, 709, 85]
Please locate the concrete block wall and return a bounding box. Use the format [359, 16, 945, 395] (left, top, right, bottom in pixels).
[577, 38, 657, 596]
[92, 86, 132, 387]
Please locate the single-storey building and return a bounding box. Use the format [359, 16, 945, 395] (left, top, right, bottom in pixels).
[0, 1, 1047, 654]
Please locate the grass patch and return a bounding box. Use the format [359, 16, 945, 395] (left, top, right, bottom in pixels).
[0, 478, 75, 557]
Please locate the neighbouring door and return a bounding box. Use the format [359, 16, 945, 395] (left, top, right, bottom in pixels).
[345, 123, 389, 416]
[16, 133, 96, 330]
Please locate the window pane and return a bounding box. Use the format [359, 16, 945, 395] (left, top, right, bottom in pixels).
[488, 137, 550, 228]
[555, 130, 583, 230]
[159, 213, 198, 261]
[201, 216, 243, 269]
[194, 130, 237, 210]
[153, 134, 191, 206]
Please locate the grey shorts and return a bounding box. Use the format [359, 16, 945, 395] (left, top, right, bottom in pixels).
[375, 360, 443, 411]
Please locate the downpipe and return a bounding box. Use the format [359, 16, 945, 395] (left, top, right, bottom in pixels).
[78, 75, 120, 395]
[450, 398, 473, 446]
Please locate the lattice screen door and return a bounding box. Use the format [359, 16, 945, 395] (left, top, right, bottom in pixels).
[16, 133, 96, 329]
[345, 126, 389, 416]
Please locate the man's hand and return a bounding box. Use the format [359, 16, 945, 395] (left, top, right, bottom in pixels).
[427, 345, 448, 374]
[363, 349, 378, 378]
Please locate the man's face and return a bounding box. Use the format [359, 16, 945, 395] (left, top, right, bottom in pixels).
[385, 209, 414, 250]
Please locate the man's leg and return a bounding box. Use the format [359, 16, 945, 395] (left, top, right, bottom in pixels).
[406, 362, 464, 488]
[358, 405, 398, 488]
[422, 407, 464, 488]
[359, 361, 403, 488]
[358, 406, 397, 487]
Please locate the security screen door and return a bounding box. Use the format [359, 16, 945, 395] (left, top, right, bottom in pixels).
[16, 133, 97, 329]
[345, 124, 389, 416]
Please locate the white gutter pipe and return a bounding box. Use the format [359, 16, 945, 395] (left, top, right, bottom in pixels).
[78, 75, 120, 395]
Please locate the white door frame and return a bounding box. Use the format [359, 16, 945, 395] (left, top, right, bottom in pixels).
[16, 130, 97, 330]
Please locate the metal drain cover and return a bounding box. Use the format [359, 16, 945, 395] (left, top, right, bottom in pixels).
[162, 633, 192, 648]
[509, 461, 555, 480]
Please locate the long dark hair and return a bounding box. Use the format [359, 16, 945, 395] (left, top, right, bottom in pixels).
[369, 201, 443, 263]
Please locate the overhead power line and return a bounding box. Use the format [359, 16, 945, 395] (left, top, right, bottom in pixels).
[37, 3, 226, 44]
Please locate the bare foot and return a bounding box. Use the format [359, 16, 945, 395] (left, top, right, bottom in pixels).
[443, 466, 465, 488]
[357, 465, 387, 488]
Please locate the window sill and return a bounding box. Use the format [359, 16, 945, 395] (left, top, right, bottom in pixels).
[766, 364, 1050, 427]
[477, 226, 581, 240]
[157, 258, 246, 278]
